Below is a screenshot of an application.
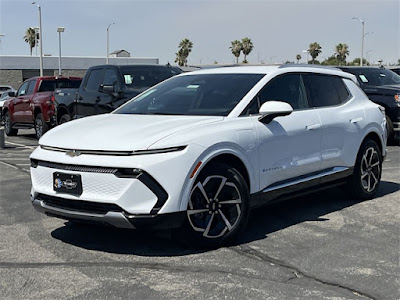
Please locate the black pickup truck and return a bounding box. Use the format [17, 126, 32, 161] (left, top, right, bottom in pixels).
[54, 64, 182, 124]
[339, 67, 400, 142]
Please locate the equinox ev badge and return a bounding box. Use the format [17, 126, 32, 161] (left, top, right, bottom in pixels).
[66, 150, 81, 157]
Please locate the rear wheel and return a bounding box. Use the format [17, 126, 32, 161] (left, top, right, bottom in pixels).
[174, 163, 250, 248]
[348, 139, 382, 200]
[59, 113, 71, 125]
[4, 111, 18, 136]
[34, 113, 49, 139]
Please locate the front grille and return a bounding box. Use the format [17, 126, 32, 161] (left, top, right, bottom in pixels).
[37, 193, 123, 215]
[32, 160, 118, 174]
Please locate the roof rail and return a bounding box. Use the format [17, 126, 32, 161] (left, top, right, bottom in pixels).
[279, 64, 340, 71]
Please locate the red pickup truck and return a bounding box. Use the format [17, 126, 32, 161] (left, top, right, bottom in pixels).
[2, 76, 81, 139]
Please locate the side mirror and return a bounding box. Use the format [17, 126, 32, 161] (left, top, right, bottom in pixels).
[99, 84, 115, 94]
[7, 91, 15, 97]
[258, 101, 293, 124]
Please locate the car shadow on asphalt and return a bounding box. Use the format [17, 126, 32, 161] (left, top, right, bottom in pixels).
[50, 181, 400, 256]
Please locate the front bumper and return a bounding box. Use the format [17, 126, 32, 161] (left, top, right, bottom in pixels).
[32, 195, 186, 230]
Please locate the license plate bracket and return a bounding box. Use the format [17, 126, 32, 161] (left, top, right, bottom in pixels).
[53, 172, 82, 195]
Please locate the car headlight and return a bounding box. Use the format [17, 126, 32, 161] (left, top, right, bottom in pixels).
[130, 146, 187, 155]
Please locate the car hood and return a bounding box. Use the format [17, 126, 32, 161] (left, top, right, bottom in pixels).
[39, 114, 224, 151]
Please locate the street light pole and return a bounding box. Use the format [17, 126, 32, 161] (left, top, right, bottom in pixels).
[32, 2, 43, 76]
[106, 22, 115, 64]
[353, 17, 365, 67]
[0, 34, 4, 55]
[57, 27, 65, 76]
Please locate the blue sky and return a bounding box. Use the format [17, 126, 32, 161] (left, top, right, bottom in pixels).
[0, 0, 398, 65]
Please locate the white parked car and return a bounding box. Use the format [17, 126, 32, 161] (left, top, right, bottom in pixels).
[30, 66, 387, 248]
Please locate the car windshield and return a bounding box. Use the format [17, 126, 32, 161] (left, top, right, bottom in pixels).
[352, 68, 400, 86]
[115, 73, 264, 116]
[120, 66, 182, 90]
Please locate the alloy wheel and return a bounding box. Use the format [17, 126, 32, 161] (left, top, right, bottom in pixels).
[4, 113, 10, 132]
[35, 117, 43, 138]
[360, 147, 381, 193]
[187, 175, 242, 239]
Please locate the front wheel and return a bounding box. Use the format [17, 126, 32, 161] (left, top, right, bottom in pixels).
[174, 163, 250, 248]
[4, 111, 18, 136]
[34, 113, 49, 139]
[348, 139, 382, 200]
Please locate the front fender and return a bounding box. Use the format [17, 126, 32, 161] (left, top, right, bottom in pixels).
[178, 142, 258, 212]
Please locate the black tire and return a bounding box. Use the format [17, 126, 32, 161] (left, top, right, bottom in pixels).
[34, 113, 49, 139]
[348, 139, 382, 200]
[174, 162, 250, 248]
[4, 111, 18, 136]
[59, 113, 71, 125]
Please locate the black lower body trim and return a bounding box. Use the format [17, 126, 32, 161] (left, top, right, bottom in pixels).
[250, 167, 354, 208]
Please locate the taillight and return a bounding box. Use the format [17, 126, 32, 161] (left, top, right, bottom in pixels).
[395, 94, 400, 106]
[51, 94, 55, 101]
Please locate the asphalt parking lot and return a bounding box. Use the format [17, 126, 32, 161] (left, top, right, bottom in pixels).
[0, 129, 399, 300]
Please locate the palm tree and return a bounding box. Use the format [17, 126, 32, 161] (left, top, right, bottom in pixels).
[241, 37, 254, 63]
[175, 49, 186, 67]
[308, 42, 322, 64]
[24, 27, 38, 56]
[229, 40, 242, 64]
[296, 54, 302, 64]
[175, 38, 193, 67]
[335, 43, 349, 65]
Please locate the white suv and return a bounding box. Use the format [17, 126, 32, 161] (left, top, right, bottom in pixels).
[30, 66, 387, 248]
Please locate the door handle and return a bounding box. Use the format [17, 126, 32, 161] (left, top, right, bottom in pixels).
[306, 124, 321, 130]
[350, 117, 363, 124]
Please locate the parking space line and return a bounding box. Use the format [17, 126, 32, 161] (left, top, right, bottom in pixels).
[4, 141, 36, 150]
[0, 161, 19, 170]
[0, 158, 31, 160]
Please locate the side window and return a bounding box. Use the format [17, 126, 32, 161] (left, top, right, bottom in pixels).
[305, 74, 345, 107]
[17, 81, 29, 96]
[242, 73, 309, 116]
[332, 77, 350, 103]
[84, 69, 106, 91]
[103, 69, 120, 88]
[26, 79, 38, 95]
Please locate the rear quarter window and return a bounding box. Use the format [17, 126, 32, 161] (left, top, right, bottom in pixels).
[305, 74, 349, 107]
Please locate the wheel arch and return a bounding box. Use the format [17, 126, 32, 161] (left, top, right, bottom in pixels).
[33, 106, 42, 118]
[200, 153, 251, 190]
[56, 105, 70, 124]
[177, 146, 256, 213]
[360, 131, 384, 159]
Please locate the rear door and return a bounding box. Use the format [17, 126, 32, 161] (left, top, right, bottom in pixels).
[303, 74, 364, 170]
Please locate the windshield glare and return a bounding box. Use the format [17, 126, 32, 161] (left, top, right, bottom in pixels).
[115, 73, 264, 116]
[355, 69, 400, 86]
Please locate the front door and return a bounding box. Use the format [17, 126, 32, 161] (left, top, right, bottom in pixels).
[251, 73, 322, 192]
[12, 81, 30, 123]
